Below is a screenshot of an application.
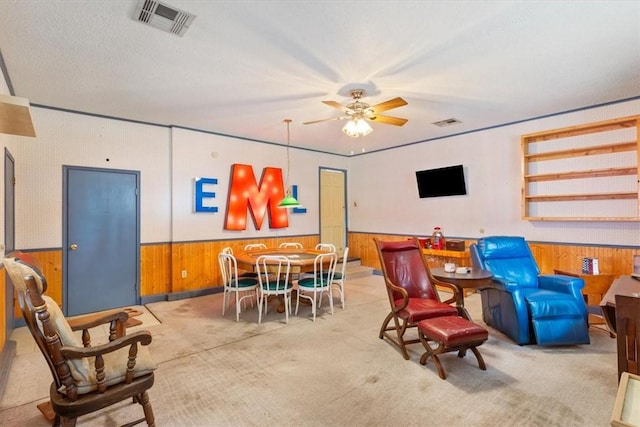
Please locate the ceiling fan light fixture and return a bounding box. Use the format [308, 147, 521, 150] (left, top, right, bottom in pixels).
[342, 118, 372, 138]
[306, 88, 406, 139]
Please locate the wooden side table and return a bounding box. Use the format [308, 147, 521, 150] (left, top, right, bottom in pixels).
[424, 249, 472, 295]
[431, 267, 493, 320]
[554, 269, 617, 333]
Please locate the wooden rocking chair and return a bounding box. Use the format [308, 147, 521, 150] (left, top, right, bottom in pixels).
[3, 251, 157, 427]
[374, 238, 460, 360]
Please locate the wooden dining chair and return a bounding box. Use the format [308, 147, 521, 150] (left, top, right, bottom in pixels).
[3, 252, 156, 427]
[614, 294, 640, 381]
[256, 255, 294, 324]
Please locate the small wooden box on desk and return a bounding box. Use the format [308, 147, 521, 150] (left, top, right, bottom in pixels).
[553, 269, 617, 330]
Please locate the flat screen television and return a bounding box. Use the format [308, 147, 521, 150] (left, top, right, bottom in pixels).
[415, 164, 467, 198]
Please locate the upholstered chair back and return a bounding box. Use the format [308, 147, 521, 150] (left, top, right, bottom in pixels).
[474, 236, 540, 288]
[377, 239, 439, 301]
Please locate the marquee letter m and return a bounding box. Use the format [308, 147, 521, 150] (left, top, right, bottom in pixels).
[224, 164, 288, 230]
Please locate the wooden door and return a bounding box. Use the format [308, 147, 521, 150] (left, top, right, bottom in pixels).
[319, 168, 346, 255]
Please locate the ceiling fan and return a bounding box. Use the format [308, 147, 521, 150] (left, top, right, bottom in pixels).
[303, 89, 408, 128]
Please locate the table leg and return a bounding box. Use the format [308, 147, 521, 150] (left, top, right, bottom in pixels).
[455, 288, 472, 320]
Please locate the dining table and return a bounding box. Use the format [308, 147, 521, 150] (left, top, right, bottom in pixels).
[234, 247, 327, 313]
[234, 247, 326, 273]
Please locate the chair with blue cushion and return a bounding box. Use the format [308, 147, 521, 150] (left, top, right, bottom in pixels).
[470, 236, 590, 346]
[331, 247, 349, 309]
[256, 255, 294, 324]
[296, 251, 338, 321]
[219, 252, 259, 322]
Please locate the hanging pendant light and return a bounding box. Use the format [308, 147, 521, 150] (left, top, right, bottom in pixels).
[278, 119, 302, 209]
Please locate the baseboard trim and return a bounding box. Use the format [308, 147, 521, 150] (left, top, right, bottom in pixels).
[141, 286, 222, 305]
[0, 340, 17, 400]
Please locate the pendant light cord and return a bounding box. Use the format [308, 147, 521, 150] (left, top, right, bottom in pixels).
[284, 118, 292, 190]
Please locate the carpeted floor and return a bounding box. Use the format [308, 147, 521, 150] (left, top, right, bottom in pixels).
[0, 275, 619, 426]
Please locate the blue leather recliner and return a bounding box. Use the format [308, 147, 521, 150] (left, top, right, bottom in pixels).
[470, 236, 590, 346]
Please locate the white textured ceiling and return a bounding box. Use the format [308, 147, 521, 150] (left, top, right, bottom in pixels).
[1, 1, 639, 156]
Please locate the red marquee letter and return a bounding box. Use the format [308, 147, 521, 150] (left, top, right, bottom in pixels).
[224, 164, 288, 230]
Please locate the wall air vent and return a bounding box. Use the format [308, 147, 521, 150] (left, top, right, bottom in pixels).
[134, 0, 196, 37]
[432, 118, 462, 127]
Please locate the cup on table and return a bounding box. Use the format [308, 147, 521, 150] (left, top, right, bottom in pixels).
[444, 263, 456, 273]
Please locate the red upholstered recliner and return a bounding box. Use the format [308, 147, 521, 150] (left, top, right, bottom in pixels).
[374, 237, 459, 360]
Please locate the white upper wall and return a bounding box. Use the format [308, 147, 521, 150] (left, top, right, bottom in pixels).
[3, 97, 639, 250]
[170, 126, 348, 241]
[8, 107, 172, 249]
[349, 99, 640, 246]
[7, 107, 348, 249]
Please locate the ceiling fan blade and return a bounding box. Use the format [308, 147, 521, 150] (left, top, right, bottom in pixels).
[369, 114, 408, 126]
[303, 116, 346, 125]
[322, 100, 350, 113]
[369, 97, 408, 114]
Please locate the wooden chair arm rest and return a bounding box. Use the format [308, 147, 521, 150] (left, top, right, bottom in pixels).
[430, 277, 460, 305]
[385, 279, 409, 311]
[67, 310, 128, 331]
[60, 330, 152, 359]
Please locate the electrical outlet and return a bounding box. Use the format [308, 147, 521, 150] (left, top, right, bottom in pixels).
[181, 270, 187, 278]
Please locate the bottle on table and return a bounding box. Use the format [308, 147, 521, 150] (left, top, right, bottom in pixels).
[431, 227, 446, 250]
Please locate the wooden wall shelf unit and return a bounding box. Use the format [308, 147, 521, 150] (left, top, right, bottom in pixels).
[521, 115, 640, 221]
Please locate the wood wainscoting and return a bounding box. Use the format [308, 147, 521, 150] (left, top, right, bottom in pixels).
[11, 233, 635, 321]
[348, 232, 640, 277]
[9, 235, 320, 317]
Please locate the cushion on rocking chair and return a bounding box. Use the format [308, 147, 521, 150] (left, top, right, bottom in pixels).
[395, 298, 458, 323]
[41, 295, 157, 395]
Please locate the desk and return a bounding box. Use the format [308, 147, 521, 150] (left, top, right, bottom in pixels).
[430, 267, 493, 320]
[600, 275, 640, 334]
[554, 269, 616, 331]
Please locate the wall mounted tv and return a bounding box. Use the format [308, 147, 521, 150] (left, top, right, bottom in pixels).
[415, 164, 467, 198]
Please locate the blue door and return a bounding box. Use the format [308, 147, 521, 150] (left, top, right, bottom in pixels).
[64, 167, 140, 316]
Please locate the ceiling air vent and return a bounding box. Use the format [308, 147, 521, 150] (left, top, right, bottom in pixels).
[134, 0, 196, 37]
[432, 118, 462, 127]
